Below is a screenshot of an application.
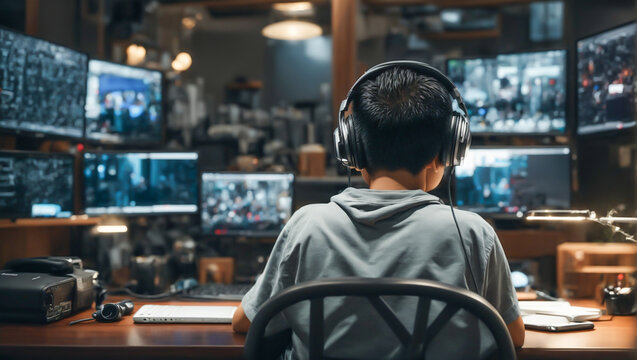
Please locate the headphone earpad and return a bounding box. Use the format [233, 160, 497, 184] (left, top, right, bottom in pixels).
[441, 112, 471, 167]
[345, 114, 366, 169]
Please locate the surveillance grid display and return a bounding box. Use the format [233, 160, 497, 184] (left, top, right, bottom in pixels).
[0, 28, 87, 138]
[577, 22, 636, 134]
[83, 152, 198, 215]
[0, 152, 74, 219]
[85, 60, 163, 144]
[455, 147, 570, 216]
[447, 50, 566, 134]
[201, 173, 294, 237]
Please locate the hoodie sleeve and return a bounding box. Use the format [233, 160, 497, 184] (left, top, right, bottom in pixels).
[482, 231, 520, 324]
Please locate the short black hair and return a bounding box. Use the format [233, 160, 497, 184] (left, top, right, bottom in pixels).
[351, 66, 452, 175]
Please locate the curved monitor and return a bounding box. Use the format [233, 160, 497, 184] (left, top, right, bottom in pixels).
[0, 27, 87, 138]
[83, 152, 198, 215]
[201, 172, 294, 237]
[85, 60, 163, 144]
[447, 50, 566, 135]
[454, 147, 571, 217]
[0, 151, 74, 219]
[577, 22, 636, 135]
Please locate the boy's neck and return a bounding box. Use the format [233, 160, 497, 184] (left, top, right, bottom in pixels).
[366, 169, 426, 191]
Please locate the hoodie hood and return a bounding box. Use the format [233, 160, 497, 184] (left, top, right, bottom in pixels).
[330, 188, 443, 226]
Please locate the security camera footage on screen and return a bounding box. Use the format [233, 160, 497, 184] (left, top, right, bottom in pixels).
[83, 152, 198, 215]
[0, 28, 86, 138]
[85, 60, 163, 144]
[454, 147, 570, 217]
[0, 153, 74, 219]
[447, 50, 566, 134]
[201, 173, 294, 237]
[577, 22, 636, 135]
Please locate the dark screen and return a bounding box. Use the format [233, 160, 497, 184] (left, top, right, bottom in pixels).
[0, 152, 74, 218]
[0, 28, 87, 138]
[85, 60, 163, 144]
[577, 22, 636, 134]
[455, 147, 571, 216]
[201, 173, 294, 237]
[447, 50, 566, 134]
[83, 152, 198, 215]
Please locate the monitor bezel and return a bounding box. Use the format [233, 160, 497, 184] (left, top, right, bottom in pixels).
[81, 150, 200, 217]
[0, 150, 76, 220]
[445, 48, 569, 137]
[575, 21, 637, 136]
[452, 145, 572, 219]
[0, 25, 88, 141]
[83, 58, 166, 146]
[199, 171, 296, 238]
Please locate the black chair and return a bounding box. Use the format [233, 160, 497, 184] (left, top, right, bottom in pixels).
[244, 277, 516, 360]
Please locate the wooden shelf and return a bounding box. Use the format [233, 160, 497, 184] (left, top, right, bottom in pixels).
[570, 266, 637, 274]
[422, 28, 500, 40]
[0, 216, 99, 229]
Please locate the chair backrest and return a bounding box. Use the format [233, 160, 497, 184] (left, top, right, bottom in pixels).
[244, 277, 516, 360]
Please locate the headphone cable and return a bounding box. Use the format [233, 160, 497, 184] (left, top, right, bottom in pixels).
[447, 166, 480, 294]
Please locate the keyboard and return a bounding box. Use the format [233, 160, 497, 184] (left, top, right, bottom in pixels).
[133, 305, 237, 323]
[184, 283, 254, 301]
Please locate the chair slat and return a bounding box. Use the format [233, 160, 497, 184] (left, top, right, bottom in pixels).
[309, 298, 324, 360]
[423, 304, 459, 350]
[406, 297, 431, 359]
[367, 295, 411, 347]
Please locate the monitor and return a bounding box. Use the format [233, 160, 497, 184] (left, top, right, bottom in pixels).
[85, 59, 164, 144]
[577, 22, 636, 135]
[0, 151, 74, 219]
[200, 173, 294, 237]
[83, 152, 199, 215]
[0, 27, 87, 138]
[454, 147, 571, 216]
[447, 50, 566, 134]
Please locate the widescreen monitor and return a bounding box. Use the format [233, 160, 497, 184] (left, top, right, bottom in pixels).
[0, 27, 87, 138]
[83, 152, 198, 215]
[447, 50, 566, 134]
[85, 59, 163, 144]
[0, 151, 74, 219]
[201, 173, 294, 237]
[455, 147, 570, 216]
[577, 22, 636, 135]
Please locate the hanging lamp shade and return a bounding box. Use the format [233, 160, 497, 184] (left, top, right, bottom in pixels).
[262, 20, 322, 41]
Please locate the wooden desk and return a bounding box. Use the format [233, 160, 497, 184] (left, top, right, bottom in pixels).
[0, 299, 634, 360]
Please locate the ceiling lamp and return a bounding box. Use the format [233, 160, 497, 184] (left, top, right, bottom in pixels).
[172, 51, 192, 72]
[262, 20, 322, 41]
[126, 44, 146, 66]
[273, 1, 313, 15]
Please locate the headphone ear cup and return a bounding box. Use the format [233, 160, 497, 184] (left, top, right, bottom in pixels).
[442, 112, 471, 167]
[346, 114, 366, 169]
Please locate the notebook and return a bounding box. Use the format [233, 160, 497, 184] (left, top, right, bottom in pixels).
[518, 301, 602, 321]
[133, 305, 237, 324]
[522, 314, 594, 332]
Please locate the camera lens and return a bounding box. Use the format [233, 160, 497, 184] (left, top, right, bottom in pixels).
[101, 304, 119, 320]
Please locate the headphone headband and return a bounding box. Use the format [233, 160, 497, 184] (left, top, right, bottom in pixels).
[339, 60, 469, 117]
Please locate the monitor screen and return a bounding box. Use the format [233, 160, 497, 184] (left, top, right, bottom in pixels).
[577, 22, 636, 134]
[83, 152, 198, 215]
[0, 27, 87, 138]
[0, 152, 74, 219]
[201, 173, 294, 237]
[447, 50, 566, 134]
[455, 147, 571, 216]
[85, 60, 163, 144]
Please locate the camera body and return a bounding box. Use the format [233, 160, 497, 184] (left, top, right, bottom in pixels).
[0, 257, 97, 323]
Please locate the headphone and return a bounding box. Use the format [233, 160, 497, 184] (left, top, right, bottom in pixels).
[333, 60, 471, 170]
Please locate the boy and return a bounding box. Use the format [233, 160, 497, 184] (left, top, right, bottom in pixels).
[233, 64, 524, 358]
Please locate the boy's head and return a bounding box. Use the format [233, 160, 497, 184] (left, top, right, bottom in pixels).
[351, 67, 453, 177]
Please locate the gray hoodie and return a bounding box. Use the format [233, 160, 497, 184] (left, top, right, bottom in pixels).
[242, 188, 519, 359]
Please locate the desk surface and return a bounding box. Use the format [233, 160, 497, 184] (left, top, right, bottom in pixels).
[0, 298, 634, 360]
